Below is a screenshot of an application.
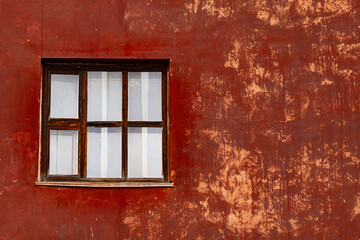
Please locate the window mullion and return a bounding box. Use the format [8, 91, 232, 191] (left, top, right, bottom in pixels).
[79, 71, 87, 178]
[122, 71, 128, 180]
[162, 69, 169, 182]
[41, 67, 50, 181]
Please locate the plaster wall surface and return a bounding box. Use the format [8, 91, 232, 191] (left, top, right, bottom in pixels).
[0, 0, 360, 239]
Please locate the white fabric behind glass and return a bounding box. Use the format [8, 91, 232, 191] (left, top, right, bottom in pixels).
[128, 127, 162, 178]
[128, 72, 162, 121]
[49, 130, 78, 175]
[87, 127, 122, 178]
[88, 72, 122, 121]
[50, 74, 79, 119]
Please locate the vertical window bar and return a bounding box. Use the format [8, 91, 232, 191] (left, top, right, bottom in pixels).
[122, 71, 128, 180]
[80, 71, 87, 178]
[162, 69, 168, 182]
[41, 68, 50, 180]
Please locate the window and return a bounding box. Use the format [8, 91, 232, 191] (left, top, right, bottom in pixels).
[37, 59, 172, 187]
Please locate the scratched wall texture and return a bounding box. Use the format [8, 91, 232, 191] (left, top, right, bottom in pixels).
[0, 0, 359, 239]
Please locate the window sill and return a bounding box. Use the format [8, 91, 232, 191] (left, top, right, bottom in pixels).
[35, 181, 174, 188]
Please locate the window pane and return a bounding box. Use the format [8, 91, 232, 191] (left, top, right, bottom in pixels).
[87, 127, 122, 178]
[128, 72, 162, 121]
[50, 74, 79, 118]
[128, 127, 162, 178]
[49, 130, 78, 175]
[88, 72, 122, 121]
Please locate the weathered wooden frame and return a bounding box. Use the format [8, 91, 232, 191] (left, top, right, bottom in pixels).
[37, 59, 172, 187]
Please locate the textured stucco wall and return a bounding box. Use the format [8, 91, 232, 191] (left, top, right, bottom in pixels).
[0, 0, 359, 239]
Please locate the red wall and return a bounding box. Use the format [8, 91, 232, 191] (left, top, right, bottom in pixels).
[1, 0, 360, 239]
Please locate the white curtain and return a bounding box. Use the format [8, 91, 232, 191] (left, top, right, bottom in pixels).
[49, 130, 78, 175]
[128, 127, 162, 178]
[87, 127, 122, 178]
[128, 72, 162, 121]
[50, 74, 79, 119]
[88, 72, 122, 121]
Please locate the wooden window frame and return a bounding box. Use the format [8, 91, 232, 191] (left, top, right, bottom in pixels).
[36, 59, 172, 188]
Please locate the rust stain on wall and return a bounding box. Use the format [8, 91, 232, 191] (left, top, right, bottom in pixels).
[0, 0, 359, 239]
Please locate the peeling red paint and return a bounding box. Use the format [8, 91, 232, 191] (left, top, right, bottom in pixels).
[0, 0, 360, 239]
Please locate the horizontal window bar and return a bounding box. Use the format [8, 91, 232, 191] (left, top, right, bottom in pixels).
[48, 71, 80, 75]
[46, 121, 81, 128]
[79, 178, 124, 182]
[42, 58, 169, 67]
[127, 121, 163, 127]
[47, 175, 80, 180]
[48, 119, 81, 122]
[87, 121, 123, 127]
[124, 178, 164, 182]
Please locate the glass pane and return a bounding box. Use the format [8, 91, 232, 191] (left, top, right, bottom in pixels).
[88, 72, 122, 121]
[128, 127, 162, 178]
[128, 72, 162, 121]
[50, 74, 79, 118]
[87, 127, 122, 178]
[49, 130, 78, 175]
